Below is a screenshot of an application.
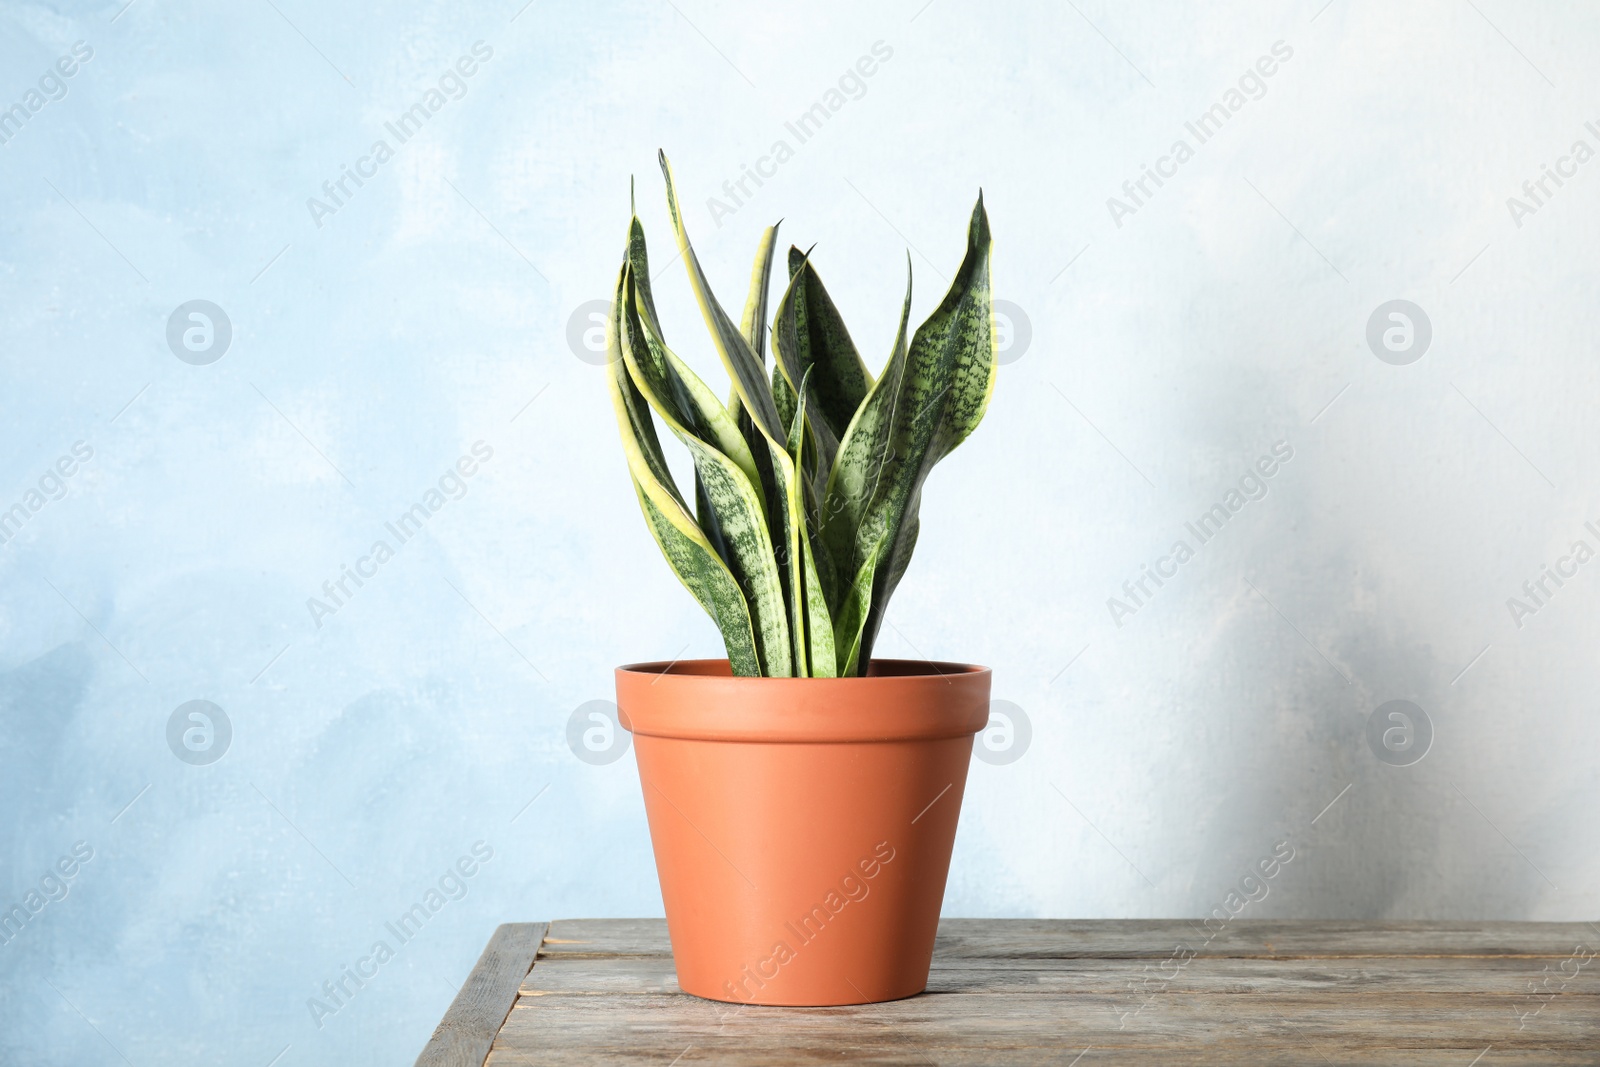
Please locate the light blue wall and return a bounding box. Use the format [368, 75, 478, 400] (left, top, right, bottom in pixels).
[3, 0, 1597, 1062]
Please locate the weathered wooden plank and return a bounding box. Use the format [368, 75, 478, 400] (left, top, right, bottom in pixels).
[473, 920, 1600, 1065]
[539, 917, 1600, 960]
[487, 1049, 1600, 1067]
[491, 990, 1598, 1054]
[935, 918, 1600, 959]
[521, 952, 1600, 998]
[538, 918, 670, 957]
[415, 922, 547, 1067]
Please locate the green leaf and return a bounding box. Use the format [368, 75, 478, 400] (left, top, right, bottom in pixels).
[727, 223, 780, 425]
[606, 266, 761, 676]
[772, 246, 872, 477]
[787, 370, 836, 677]
[633, 479, 762, 677]
[658, 151, 786, 444]
[831, 534, 883, 678]
[821, 194, 996, 669]
[621, 214, 763, 502]
[801, 539, 836, 677]
[819, 255, 912, 608]
[659, 153, 810, 676]
[619, 268, 794, 677]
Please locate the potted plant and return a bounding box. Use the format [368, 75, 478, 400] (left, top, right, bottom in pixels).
[608, 152, 997, 1006]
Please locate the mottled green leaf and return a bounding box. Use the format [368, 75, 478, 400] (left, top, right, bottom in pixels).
[786, 373, 837, 677]
[772, 246, 872, 477]
[606, 266, 761, 677]
[821, 194, 995, 669]
[831, 535, 883, 678]
[820, 255, 912, 608]
[632, 480, 762, 677]
[727, 222, 779, 426]
[620, 268, 794, 676]
[659, 153, 809, 676]
[621, 214, 763, 500]
[658, 151, 786, 444]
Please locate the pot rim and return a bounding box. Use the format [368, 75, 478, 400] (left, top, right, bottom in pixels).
[615, 659, 992, 743]
[616, 657, 988, 682]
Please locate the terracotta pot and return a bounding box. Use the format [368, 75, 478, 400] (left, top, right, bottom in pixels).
[615, 658, 990, 1006]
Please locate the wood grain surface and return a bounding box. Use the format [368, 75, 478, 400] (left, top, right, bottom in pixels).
[423, 918, 1600, 1065]
[413, 922, 546, 1067]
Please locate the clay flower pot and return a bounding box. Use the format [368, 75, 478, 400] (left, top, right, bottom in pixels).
[615, 658, 991, 1006]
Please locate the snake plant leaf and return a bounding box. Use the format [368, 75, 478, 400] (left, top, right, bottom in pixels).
[741, 225, 780, 368]
[801, 540, 836, 677]
[822, 194, 996, 667]
[622, 215, 763, 500]
[770, 251, 802, 438]
[819, 255, 912, 609]
[606, 274, 762, 676]
[608, 264, 684, 508]
[658, 154, 813, 674]
[658, 151, 786, 445]
[620, 269, 794, 677]
[784, 369, 812, 674]
[783, 368, 837, 677]
[727, 222, 779, 426]
[632, 479, 763, 677]
[728, 224, 786, 542]
[831, 534, 884, 678]
[772, 246, 873, 477]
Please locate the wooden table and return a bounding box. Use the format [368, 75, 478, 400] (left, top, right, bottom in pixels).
[416, 918, 1598, 1065]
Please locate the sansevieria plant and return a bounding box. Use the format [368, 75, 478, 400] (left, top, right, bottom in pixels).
[608, 152, 996, 678]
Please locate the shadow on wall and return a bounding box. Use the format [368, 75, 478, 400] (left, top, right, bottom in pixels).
[1179, 546, 1551, 921]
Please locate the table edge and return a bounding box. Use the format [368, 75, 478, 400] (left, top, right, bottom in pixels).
[413, 921, 547, 1067]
